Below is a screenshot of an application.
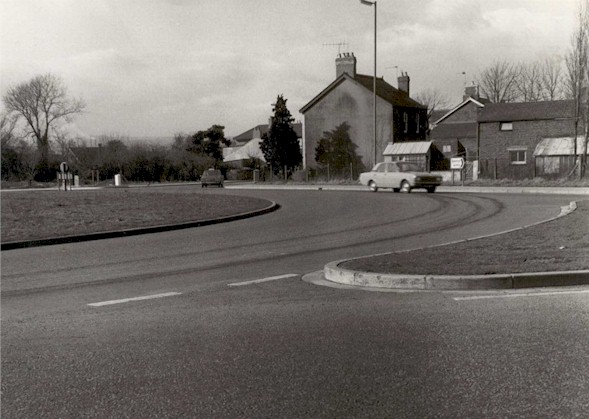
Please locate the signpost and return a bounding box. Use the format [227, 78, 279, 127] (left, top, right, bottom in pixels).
[450, 157, 465, 186]
[58, 162, 71, 191]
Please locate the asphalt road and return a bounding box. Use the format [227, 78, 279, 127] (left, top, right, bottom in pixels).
[2, 189, 588, 418]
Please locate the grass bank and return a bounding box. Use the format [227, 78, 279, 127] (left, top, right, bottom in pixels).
[1, 187, 271, 243]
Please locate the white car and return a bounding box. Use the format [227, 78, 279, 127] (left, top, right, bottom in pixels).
[359, 161, 442, 193]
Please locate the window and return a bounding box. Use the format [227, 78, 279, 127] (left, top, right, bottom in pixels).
[403, 112, 408, 133]
[509, 148, 527, 164]
[500, 122, 513, 131]
[443, 145, 452, 153]
[416, 114, 420, 134]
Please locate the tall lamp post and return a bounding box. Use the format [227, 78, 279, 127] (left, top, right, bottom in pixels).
[360, 0, 377, 166]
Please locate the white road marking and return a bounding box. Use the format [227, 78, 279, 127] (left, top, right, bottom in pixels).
[88, 292, 182, 307]
[228, 274, 299, 287]
[454, 289, 589, 301]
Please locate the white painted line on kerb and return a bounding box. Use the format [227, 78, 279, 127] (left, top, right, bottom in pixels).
[454, 289, 589, 301]
[88, 292, 182, 307]
[228, 274, 299, 287]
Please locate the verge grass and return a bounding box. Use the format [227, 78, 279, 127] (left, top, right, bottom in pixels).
[341, 200, 589, 275]
[1, 187, 270, 243]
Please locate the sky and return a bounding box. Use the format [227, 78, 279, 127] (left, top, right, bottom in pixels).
[0, 0, 581, 141]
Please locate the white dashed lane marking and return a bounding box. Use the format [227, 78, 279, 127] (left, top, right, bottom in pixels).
[228, 274, 299, 287]
[88, 292, 182, 307]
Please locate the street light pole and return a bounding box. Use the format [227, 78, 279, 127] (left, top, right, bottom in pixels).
[360, 0, 377, 166]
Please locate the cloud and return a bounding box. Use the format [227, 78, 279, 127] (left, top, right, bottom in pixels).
[0, 0, 582, 137]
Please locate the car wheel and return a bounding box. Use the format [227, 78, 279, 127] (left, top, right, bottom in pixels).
[426, 186, 436, 193]
[400, 180, 411, 193]
[368, 181, 378, 192]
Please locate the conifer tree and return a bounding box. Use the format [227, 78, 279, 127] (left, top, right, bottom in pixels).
[260, 95, 302, 176]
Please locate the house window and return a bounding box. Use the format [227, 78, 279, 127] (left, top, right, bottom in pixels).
[403, 112, 408, 133]
[500, 122, 513, 131]
[416, 114, 420, 134]
[509, 148, 527, 165]
[443, 145, 452, 153]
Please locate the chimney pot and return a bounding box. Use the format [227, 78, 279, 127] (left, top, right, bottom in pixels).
[335, 52, 357, 78]
[397, 72, 410, 96]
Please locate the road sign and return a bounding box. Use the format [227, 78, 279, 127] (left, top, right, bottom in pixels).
[450, 157, 465, 170]
[60, 162, 69, 173]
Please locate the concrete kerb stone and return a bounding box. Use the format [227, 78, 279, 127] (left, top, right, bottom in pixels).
[323, 200, 589, 290]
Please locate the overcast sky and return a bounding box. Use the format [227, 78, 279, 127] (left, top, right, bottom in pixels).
[0, 0, 580, 140]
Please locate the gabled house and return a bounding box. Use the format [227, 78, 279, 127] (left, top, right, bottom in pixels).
[477, 100, 576, 179]
[224, 122, 302, 167]
[299, 53, 427, 169]
[429, 86, 490, 163]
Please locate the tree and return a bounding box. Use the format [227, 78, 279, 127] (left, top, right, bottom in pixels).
[260, 95, 302, 177]
[565, 0, 589, 178]
[539, 57, 564, 100]
[1, 112, 21, 180]
[189, 124, 230, 163]
[2, 74, 85, 179]
[315, 122, 365, 179]
[477, 61, 520, 103]
[515, 61, 542, 102]
[100, 137, 129, 178]
[414, 88, 450, 125]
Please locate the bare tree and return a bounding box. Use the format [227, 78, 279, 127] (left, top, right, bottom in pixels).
[414, 88, 451, 125]
[515, 61, 543, 102]
[565, 0, 589, 178]
[52, 128, 76, 162]
[539, 57, 564, 100]
[1, 111, 19, 149]
[2, 74, 85, 171]
[477, 60, 521, 103]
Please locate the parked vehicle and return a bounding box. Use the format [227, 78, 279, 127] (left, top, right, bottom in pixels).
[201, 169, 224, 188]
[359, 162, 442, 193]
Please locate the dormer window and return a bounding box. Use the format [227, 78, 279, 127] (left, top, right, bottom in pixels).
[500, 122, 513, 131]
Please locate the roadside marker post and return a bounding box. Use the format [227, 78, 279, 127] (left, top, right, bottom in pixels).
[58, 162, 71, 191]
[450, 157, 465, 186]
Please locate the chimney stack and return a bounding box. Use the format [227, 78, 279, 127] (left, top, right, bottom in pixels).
[397, 72, 410, 96]
[463, 85, 480, 101]
[335, 52, 357, 78]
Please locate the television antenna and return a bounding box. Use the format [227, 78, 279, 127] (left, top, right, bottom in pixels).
[323, 41, 349, 55]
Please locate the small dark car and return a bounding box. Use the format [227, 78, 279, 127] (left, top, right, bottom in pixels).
[201, 169, 224, 188]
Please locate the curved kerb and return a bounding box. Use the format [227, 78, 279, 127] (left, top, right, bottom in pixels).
[1, 200, 280, 251]
[324, 201, 589, 290]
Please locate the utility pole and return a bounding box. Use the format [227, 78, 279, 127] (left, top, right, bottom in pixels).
[360, 0, 377, 166]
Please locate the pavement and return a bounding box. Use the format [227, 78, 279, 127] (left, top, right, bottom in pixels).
[3, 183, 589, 290]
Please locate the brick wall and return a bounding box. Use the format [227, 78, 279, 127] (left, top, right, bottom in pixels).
[479, 118, 575, 179]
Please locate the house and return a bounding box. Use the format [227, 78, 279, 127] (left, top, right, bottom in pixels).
[477, 100, 576, 179]
[224, 122, 302, 167]
[299, 53, 428, 170]
[429, 86, 490, 165]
